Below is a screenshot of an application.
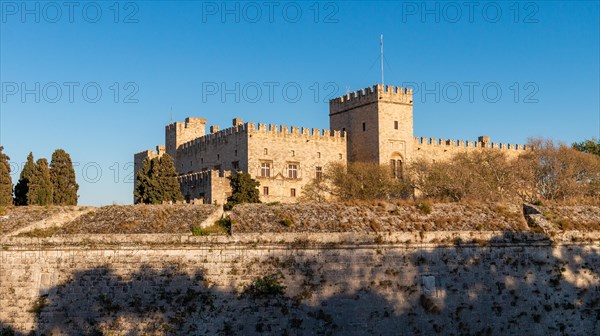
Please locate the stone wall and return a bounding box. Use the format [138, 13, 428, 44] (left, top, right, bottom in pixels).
[247, 123, 346, 203]
[1, 231, 599, 335]
[178, 170, 232, 205]
[165, 117, 207, 160]
[175, 122, 249, 175]
[413, 137, 530, 162]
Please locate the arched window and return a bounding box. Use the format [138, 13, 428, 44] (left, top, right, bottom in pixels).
[390, 159, 403, 179]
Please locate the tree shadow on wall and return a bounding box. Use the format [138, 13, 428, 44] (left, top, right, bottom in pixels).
[1, 231, 599, 336]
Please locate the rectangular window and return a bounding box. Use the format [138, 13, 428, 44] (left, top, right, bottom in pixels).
[288, 164, 298, 179]
[235, 150, 238, 156]
[317, 152, 321, 158]
[316, 166, 323, 180]
[291, 150, 295, 157]
[394, 121, 399, 129]
[261, 162, 271, 177]
[362, 122, 366, 131]
[232, 161, 240, 171]
[264, 148, 268, 155]
[339, 153, 343, 160]
[263, 186, 269, 195]
[290, 188, 296, 197]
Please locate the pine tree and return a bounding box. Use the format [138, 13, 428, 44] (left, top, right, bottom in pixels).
[28, 158, 53, 206]
[573, 138, 600, 156]
[224, 172, 260, 210]
[49, 149, 79, 205]
[14, 152, 36, 205]
[0, 147, 12, 206]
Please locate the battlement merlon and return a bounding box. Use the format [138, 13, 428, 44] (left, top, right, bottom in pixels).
[414, 136, 532, 151]
[134, 145, 165, 160]
[248, 122, 346, 141]
[165, 117, 207, 132]
[329, 84, 413, 115]
[178, 121, 346, 150]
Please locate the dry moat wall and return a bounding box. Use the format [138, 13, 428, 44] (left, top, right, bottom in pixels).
[1, 232, 599, 335]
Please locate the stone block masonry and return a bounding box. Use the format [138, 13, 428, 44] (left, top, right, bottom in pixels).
[0, 231, 598, 335]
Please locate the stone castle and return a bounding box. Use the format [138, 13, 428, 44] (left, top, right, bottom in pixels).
[134, 84, 529, 204]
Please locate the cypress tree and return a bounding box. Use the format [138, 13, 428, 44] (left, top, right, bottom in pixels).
[224, 172, 260, 210]
[156, 154, 183, 204]
[49, 149, 79, 205]
[134, 157, 153, 204]
[14, 152, 35, 205]
[0, 147, 12, 206]
[134, 154, 182, 204]
[28, 158, 53, 206]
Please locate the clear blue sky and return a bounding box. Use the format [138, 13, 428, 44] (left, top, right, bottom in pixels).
[1, 1, 599, 206]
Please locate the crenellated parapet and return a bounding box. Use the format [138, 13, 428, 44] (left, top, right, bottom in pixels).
[414, 137, 532, 151]
[179, 123, 249, 151]
[248, 122, 346, 142]
[329, 84, 413, 115]
[165, 117, 207, 133]
[134, 145, 165, 162]
[173, 118, 345, 155]
[177, 169, 227, 184]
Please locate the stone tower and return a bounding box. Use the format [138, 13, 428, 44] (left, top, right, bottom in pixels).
[165, 117, 206, 168]
[329, 84, 413, 173]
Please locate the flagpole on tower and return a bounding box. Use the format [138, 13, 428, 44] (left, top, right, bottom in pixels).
[380, 34, 384, 87]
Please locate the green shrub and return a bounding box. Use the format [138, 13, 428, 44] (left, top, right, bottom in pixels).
[417, 201, 432, 215]
[191, 226, 208, 236]
[420, 294, 440, 314]
[191, 216, 232, 236]
[279, 213, 295, 227]
[28, 297, 47, 316]
[18, 227, 60, 238]
[244, 274, 286, 297]
[216, 216, 232, 235]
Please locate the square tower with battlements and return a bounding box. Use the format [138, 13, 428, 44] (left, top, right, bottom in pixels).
[329, 84, 414, 171]
[165, 117, 207, 161]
